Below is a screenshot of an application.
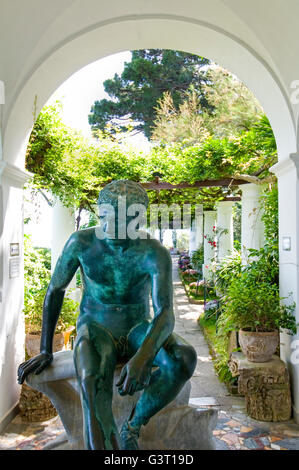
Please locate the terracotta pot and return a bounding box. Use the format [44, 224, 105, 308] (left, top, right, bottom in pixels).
[25, 326, 75, 358]
[238, 329, 279, 363]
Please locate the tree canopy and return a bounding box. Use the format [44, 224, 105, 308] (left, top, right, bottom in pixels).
[152, 66, 264, 144]
[26, 101, 277, 219]
[88, 49, 211, 139]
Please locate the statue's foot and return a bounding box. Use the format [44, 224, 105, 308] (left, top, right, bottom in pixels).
[120, 420, 140, 450]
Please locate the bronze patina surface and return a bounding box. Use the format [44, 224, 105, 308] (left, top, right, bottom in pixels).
[18, 180, 197, 450]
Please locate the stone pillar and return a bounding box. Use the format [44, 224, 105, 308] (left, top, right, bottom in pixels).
[0, 162, 30, 430]
[51, 199, 76, 290]
[189, 214, 203, 257]
[203, 210, 217, 280]
[216, 201, 234, 261]
[271, 155, 299, 423]
[240, 183, 265, 262]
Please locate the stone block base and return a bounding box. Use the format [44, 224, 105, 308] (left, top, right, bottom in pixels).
[229, 352, 292, 422]
[27, 350, 217, 450]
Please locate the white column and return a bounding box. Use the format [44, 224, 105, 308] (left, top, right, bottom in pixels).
[51, 199, 76, 290]
[189, 222, 196, 256]
[241, 183, 265, 261]
[271, 155, 299, 423]
[189, 214, 203, 257]
[216, 201, 234, 261]
[203, 210, 217, 279]
[0, 163, 30, 430]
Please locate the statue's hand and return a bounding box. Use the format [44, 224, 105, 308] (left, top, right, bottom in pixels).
[116, 354, 152, 396]
[17, 352, 53, 385]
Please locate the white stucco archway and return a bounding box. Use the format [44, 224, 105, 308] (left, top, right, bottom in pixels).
[2, 3, 299, 428]
[2, 15, 297, 169]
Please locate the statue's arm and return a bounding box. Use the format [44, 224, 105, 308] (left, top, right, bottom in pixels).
[18, 233, 80, 384]
[117, 243, 174, 395]
[40, 233, 80, 355]
[138, 244, 175, 362]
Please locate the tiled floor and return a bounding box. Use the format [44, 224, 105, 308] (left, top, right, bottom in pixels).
[213, 409, 299, 450]
[0, 414, 65, 450]
[1, 257, 299, 450]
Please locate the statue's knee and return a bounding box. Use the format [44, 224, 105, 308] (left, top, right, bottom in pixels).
[176, 344, 197, 380]
[73, 336, 99, 380]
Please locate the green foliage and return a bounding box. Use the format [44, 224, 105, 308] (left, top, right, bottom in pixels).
[24, 235, 78, 334]
[26, 102, 277, 214]
[191, 246, 204, 270]
[24, 287, 79, 334]
[220, 274, 283, 333]
[152, 67, 264, 144]
[88, 50, 211, 139]
[261, 184, 279, 245]
[211, 249, 243, 296]
[26, 103, 150, 213]
[217, 241, 295, 334]
[24, 234, 51, 296]
[199, 316, 234, 384]
[279, 304, 298, 335]
[232, 203, 242, 244]
[215, 184, 293, 334]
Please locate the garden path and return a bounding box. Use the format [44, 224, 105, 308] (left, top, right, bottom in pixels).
[172, 257, 228, 399]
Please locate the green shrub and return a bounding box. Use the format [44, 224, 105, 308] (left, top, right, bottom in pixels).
[24, 235, 79, 334]
[191, 246, 204, 271]
[24, 287, 79, 334]
[211, 249, 242, 296]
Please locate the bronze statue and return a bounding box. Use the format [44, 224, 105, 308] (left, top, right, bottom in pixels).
[18, 180, 197, 450]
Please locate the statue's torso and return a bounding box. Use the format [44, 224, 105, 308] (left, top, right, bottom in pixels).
[75, 228, 156, 336]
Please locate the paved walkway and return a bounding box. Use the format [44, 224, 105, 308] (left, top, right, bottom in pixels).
[1, 257, 299, 450]
[172, 259, 228, 400]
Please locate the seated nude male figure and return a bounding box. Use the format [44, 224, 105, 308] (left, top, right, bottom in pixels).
[18, 180, 197, 450]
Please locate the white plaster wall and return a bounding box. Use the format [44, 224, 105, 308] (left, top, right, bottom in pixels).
[271, 156, 299, 421]
[0, 173, 25, 423]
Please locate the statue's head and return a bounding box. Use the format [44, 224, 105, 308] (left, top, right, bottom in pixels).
[98, 179, 149, 209]
[97, 180, 149, 239]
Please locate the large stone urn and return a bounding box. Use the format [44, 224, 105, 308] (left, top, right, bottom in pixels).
[238, 329, 279, 363]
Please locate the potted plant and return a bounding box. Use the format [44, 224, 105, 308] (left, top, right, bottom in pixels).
[221, 273, 296, 363]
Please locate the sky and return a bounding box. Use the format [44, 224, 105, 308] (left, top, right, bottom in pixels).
[47, 51, 151, 151]
[26, 51, 152, 247]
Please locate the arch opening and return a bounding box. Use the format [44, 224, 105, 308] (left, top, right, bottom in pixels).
[2, 15, 296, 170]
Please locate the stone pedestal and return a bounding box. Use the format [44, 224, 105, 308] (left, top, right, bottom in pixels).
[229, 352, 292, 422]
[26, 350, 218, 450]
